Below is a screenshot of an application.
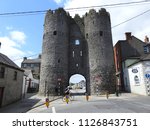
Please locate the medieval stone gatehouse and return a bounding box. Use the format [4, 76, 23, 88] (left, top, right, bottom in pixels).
[39, 8, 116, 96]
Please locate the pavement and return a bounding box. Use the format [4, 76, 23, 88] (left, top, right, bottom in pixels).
[0, 93, 61, 113]
[0, 92, 147, 113]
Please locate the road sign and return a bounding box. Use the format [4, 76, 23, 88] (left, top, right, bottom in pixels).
[145, 74, 150, 78]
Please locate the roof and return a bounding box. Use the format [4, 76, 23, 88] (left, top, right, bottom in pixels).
[0, 53, 23, 71]
[24, 69, 32, 76]
[22, 58, 41, 64]
[127, 54, 150, 68]
[140, 53, 150, 61]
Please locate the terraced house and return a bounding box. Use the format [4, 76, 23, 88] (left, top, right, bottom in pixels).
[0, 53, 24, 107]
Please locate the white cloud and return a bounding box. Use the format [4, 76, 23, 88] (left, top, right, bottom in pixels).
[6, 26, 13, 30]
[10, 31, 26, 44]
[53, 0, 64, 4]
[0, 30, 29, 66]
[59, 0, 150, 44]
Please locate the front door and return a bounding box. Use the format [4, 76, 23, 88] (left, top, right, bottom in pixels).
[0, 87, 4, 107]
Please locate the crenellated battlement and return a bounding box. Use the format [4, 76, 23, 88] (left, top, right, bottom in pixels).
[46, 8, 70, 17]
[84, 8, 110, 17]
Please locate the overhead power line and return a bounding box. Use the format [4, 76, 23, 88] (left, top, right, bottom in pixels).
[12, 53, 39, 61]
[7, 1, 150, 63]
[65, 0, 150, 11]
[112, 8, 150, 28]
[0, 0, 150, 16]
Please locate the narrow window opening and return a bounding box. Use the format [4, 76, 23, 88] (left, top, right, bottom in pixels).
[0, 67, 5, 78]
[58, 59, 60, 63]
[80, 51, 82, 56]
[53, 31, 57, 35]
[13, 71, 17, 80]
[100, 31, 103, 36]
[75, 40, 80, 45]
[86, 33, 88, 38]
[72, 51, 75, 57]
[76, 64, 79, 67]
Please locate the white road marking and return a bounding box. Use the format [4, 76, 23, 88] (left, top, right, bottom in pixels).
[52, 107, 56, 113]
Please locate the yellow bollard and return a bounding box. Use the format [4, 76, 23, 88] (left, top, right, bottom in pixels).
[85, 93, 89, 101]
[45, 98, 49, 108]
[65, 95, 69, 104]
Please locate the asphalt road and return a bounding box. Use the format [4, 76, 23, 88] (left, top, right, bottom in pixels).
[27, 93, 150, 113]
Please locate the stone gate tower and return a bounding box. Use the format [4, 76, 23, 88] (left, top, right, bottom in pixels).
[39, 8, 116, 96]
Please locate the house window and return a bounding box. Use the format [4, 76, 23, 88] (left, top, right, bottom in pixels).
[0, 67, 5, 78]
[31, 64, 34, 68]
[144, 46, 150, 53]
[53, 31, 57, 35]
[75, 40, 80, 45]
[23, 64, 27, 68]
[27, 64, 31, 67]
[13, 71, 17, 80]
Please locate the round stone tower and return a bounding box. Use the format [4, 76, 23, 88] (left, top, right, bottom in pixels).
[84, 8, 116, 94]
[39, 8, 69, 96]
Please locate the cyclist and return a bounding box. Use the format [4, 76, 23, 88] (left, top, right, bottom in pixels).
[64, 87, 70, 103]
[64, 87, 70, 96]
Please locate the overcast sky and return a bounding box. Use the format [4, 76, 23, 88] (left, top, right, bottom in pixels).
[0, 0, 150, 82]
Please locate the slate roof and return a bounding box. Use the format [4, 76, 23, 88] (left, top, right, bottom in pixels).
[22, 58, 41, 64]
[140, 53, 150, 61]
[0, 53, 23, 71]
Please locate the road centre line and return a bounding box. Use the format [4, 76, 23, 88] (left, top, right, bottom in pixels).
[52, 106, 56, 113]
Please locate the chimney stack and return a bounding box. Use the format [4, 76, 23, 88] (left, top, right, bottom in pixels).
[144, 35, 149, 43]
[125, 32, 132, 41]
[38, 54, 41, 59]
[23, 57, 27, 61]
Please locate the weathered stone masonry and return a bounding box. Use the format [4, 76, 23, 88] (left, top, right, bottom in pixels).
[39, 8, 116, 95]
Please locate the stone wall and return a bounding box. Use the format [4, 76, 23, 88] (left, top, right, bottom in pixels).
[39, 8, 116, 96]
[0, 64, 23, 106]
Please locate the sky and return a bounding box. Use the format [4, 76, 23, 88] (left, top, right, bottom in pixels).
[0, 0, 150, 82]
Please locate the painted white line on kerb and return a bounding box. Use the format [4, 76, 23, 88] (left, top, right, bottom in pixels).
[52, 107, 56, 113]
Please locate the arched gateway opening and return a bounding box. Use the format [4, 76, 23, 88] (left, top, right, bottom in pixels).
[69, 74, 86, 95]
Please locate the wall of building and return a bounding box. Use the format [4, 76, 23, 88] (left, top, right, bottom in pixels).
[143, 61, 150, 96]
[123, 62, 147, 95]
[0, 64, 23, 106]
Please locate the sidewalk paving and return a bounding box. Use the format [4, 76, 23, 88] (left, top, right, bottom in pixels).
[0, 93, 41, 113]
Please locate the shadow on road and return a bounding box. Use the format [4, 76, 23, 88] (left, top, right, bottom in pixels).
[0, 93, 41, 113]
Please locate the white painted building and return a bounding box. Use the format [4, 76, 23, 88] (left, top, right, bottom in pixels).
[123, 55, 150, 96]
[22, 69, 39, 97]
